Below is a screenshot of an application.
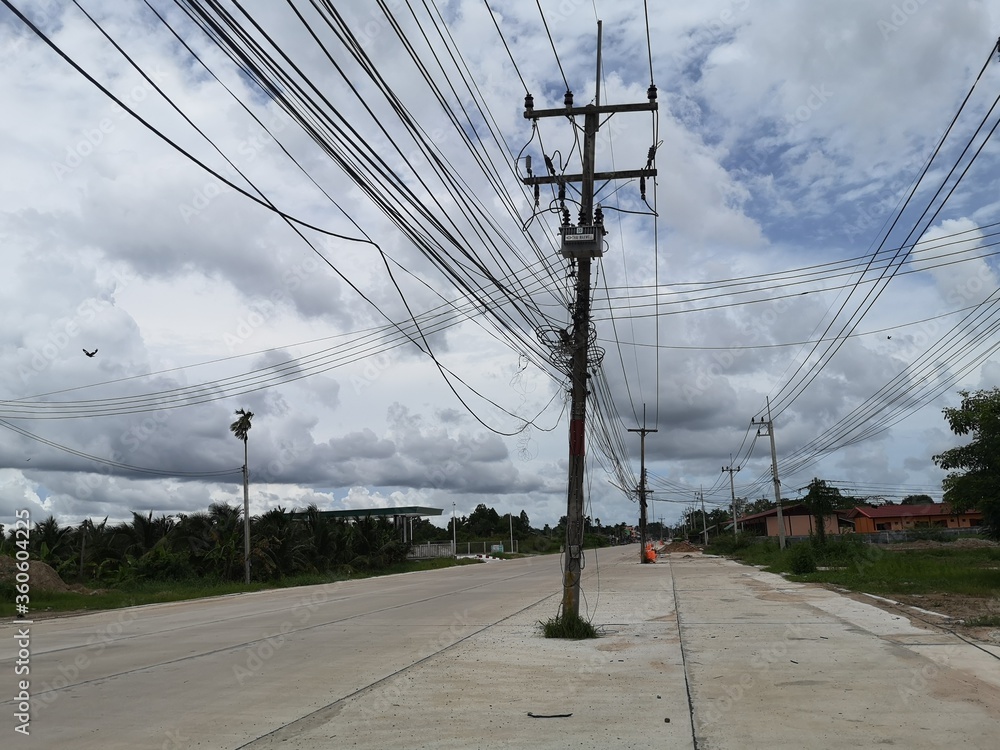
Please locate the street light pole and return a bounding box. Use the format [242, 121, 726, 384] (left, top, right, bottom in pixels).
[452, 502, 457, 557]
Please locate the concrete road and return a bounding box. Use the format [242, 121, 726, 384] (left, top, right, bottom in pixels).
[2, 547, 998, 749]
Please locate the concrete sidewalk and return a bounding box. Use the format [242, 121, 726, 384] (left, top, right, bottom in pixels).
[247, 547, 1000, 749]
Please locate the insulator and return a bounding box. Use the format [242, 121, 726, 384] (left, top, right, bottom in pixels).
[646, 145, 656, 166]
[594, 205, 604, 225]
[533, 184, 540, 207]
[561, 207, 571, 226]
[647, 84, 657, 102]
[564, 90, 574, 107]
[544, 155, 555, 175]
[558, 181, 565, 202]
[525, 155, 532, 176]
[524, 93, 534, 113]
[640, 175, 646, 200]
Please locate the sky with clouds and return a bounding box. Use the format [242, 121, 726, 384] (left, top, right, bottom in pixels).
[2, 0, 1000, 534]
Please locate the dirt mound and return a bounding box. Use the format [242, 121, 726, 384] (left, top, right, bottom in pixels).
[658, 541, 702, 553]
[0, 555, 73, 592]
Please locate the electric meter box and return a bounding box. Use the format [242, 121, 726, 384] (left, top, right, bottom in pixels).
[560, 225, 603, 258]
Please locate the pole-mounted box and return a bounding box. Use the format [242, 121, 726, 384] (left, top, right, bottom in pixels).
[560, 225, 603, 258]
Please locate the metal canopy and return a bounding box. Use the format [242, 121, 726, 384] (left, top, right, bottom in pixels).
[291, 506, 443, 519]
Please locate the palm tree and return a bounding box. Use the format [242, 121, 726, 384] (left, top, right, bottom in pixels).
[32, 516, 72, 566]
[77, 517, 117, 581]
[230, 408, 254, 583]
[255, 507, 311, 578]
[113, 511, 175, 560]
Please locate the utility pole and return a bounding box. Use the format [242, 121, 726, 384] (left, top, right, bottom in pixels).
[722, 463, 740, 534]
[523, 22, 657, 617]
[755, 398, 786, 549]
[699, 488, 708, 545]
[242, 462, 250, 584]
[628, 409, 657, 564]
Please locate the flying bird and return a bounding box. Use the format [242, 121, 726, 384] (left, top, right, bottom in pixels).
[83, 348, 98, 357]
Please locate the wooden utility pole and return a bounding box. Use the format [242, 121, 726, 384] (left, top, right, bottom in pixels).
[522, 22, 657, 618]
[755, 398, 786, 549]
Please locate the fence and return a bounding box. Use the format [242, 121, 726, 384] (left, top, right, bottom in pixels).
[407, 540, 519, 559]
[855, 528, 983, 545]
[755, 527, 984, 546]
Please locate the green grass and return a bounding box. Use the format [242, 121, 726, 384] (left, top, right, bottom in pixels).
[540, 611, 599, 639]
[707, 537, 1000, 598]
[964, 614, 1000, 627]
[0, 557, 484, 617]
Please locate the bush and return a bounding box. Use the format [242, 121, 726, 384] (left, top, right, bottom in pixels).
[707, 533, 755, 555]
[788, 543, 817, 574]
[124, 546, 197, 582]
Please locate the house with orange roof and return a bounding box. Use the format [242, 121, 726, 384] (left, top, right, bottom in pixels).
[845, 503, 983, 533]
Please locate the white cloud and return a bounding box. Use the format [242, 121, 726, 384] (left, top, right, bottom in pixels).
[3, 1, 1000, 533]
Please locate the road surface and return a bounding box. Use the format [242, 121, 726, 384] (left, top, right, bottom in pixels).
[2, 547, 998, 748]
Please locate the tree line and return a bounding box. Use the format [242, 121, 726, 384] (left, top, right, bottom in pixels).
[0, 504, 410, 585]
[0, 501, 632, 587]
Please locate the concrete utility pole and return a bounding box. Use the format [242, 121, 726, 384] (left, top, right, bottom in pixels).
[522, 22, 657, 618]
[242, 463, 250, 584]
[699, 488, 708, 545]
[628, 419, 657, 563]
[755, 398, 786, 549]
[722, 463, 740, 534]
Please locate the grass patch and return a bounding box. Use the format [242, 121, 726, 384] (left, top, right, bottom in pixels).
[707, 537, 1000, 599]
[964, 614, 1000, 627]
[540, 611, 599, 639]
[0, 578, 276, 617]
[0, 557, 484, 617]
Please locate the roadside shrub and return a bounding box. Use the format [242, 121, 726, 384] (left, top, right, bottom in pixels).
[788, 543, 817, 574]
[707, 533, 755, 555]
[124, 546, 197, 582]
[810, 536, 867, 567]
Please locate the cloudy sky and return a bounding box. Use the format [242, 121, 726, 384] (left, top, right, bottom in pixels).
[3, 0, 1000, 534]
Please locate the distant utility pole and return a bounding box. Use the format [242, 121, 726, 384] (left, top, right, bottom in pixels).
[755, 398, 786, 549]
[722, 463, 740, 534]
[628, 416, 657, 564]
[523, 21, 657, 618]
[699, 488, 708, 545]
